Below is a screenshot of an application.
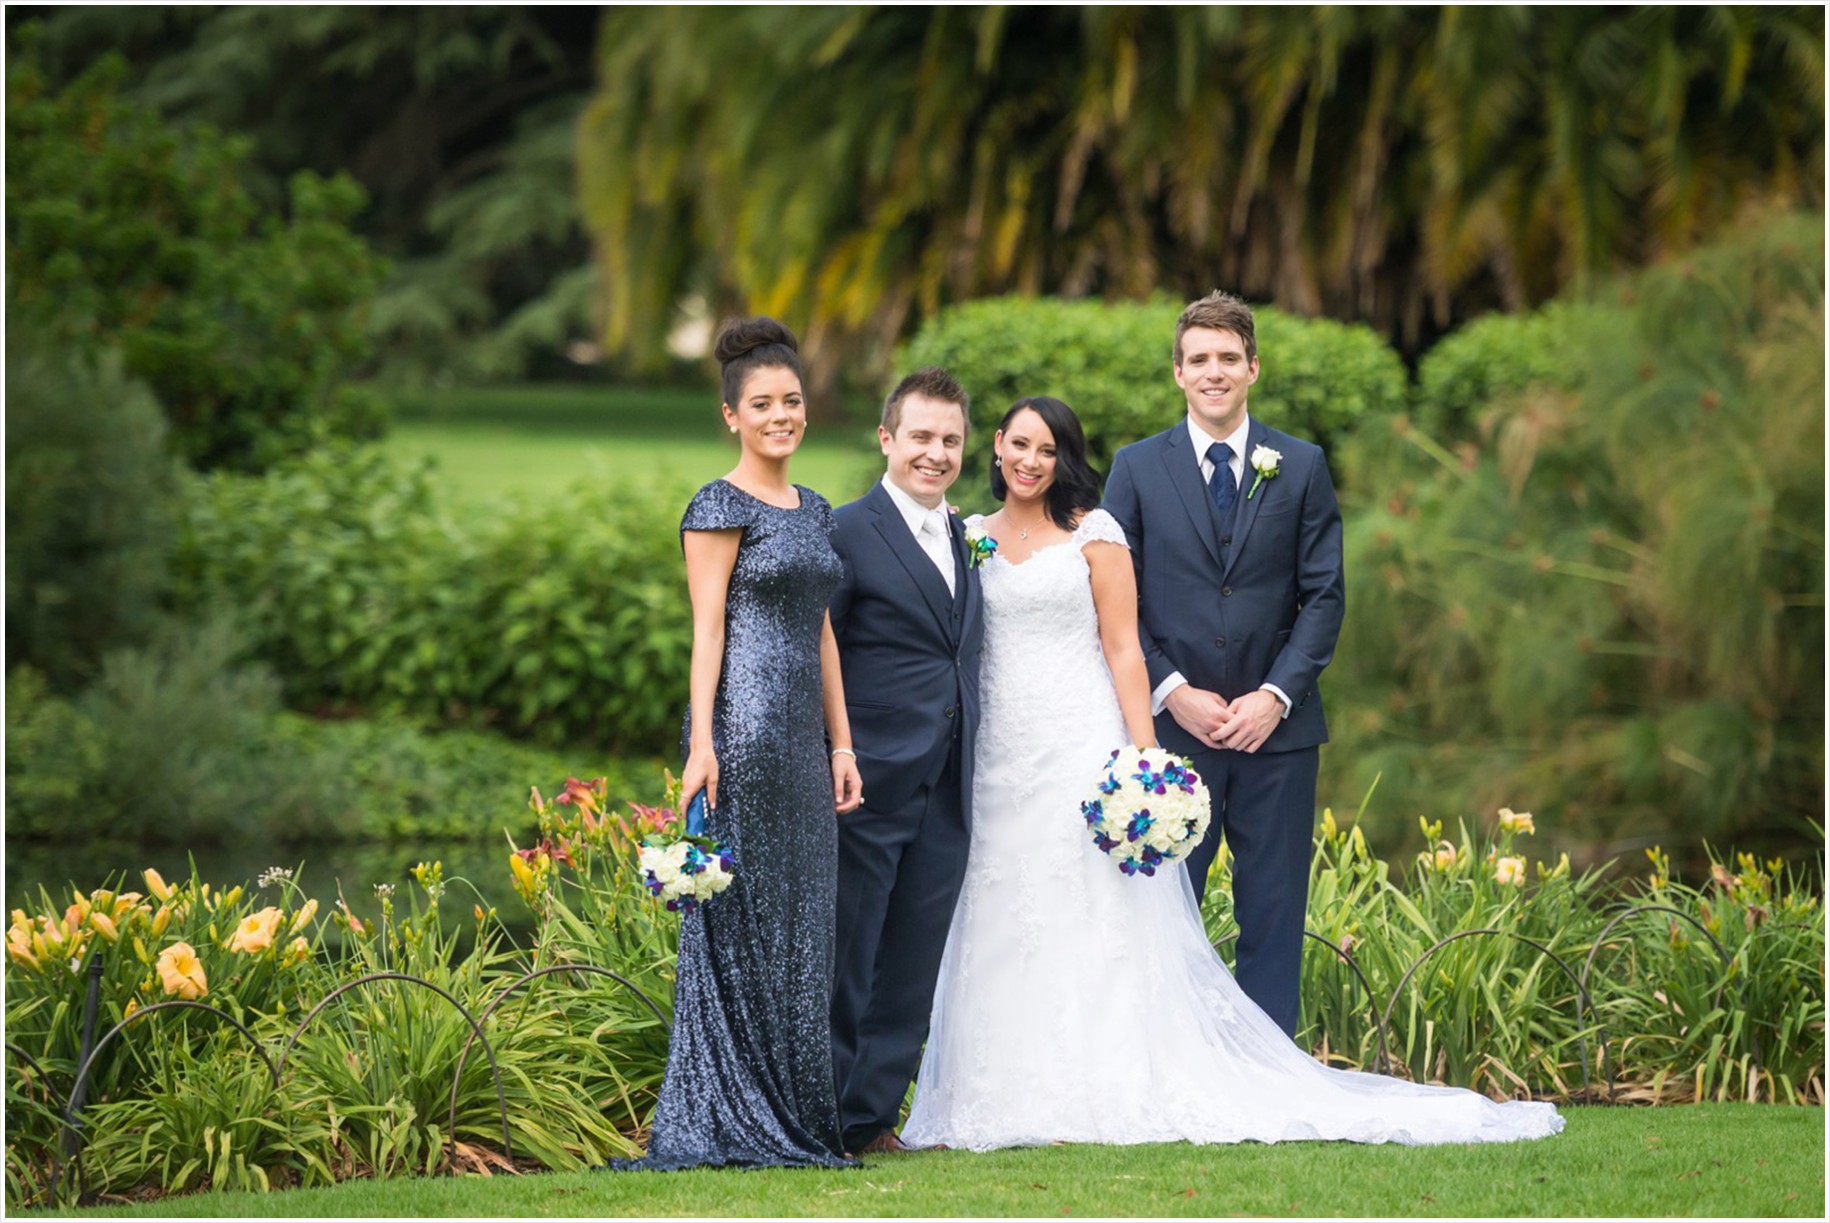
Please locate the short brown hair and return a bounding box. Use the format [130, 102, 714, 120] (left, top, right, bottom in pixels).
[1174, 290, 1256, 365]
[882, 366, 970, 435]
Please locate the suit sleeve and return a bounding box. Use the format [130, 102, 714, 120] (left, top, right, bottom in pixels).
[1263, 448, 1345, 706]
[1102, 448, 1177, 690]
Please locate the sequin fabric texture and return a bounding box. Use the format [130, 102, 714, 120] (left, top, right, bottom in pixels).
[613, 479, 853, 1171]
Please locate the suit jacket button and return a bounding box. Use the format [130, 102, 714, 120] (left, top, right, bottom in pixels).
[1221, 585, 1233, 597]
[1222, 535, 1232, 546]
[945, 705, 957, 718]
[1214, 636, 1226, 648]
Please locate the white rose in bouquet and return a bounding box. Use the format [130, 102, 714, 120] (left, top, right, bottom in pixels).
[1079, 746, 1212, 877]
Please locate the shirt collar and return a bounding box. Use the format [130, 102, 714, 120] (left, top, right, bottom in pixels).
[880, 475, 947, 537]
[1186, 413, 1253, 466]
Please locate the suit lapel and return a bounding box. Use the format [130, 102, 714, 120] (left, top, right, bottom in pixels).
[867, 484, 954, 639]
[947, 513, 976, 640]
[1160, 426, 1225, 569]
[1221, 419, 1273, 583]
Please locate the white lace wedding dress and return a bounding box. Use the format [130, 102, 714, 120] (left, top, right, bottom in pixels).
[900, 509, 1563, 1150]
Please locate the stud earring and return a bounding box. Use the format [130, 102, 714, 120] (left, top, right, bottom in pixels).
[993, 454, 1003, 467]
[728, 425, 738, 434]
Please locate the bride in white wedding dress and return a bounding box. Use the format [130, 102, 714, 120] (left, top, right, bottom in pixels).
[900, 397, 1562, 1151]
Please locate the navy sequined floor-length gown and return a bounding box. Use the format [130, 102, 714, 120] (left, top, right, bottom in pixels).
[616, 479, 853, 1171]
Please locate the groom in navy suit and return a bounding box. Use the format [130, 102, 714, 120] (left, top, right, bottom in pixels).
[1102, 290, 1345, 1038]
[827, 366, 983, 1155]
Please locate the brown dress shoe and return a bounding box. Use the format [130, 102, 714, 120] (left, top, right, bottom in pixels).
[859, 1131, 911, 1155]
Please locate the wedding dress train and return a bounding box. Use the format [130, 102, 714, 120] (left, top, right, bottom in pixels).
[900, 509, 1562, 1150]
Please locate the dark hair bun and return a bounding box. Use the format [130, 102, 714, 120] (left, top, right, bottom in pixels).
[714, 316, 798, 367]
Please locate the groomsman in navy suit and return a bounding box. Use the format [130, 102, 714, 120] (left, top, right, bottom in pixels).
[827, 367, 983, 1155]
[1102, 291, 1346, 1038]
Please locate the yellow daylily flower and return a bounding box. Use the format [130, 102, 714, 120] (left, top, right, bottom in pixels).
[87, 911, 120, 942]
[226, 907, 282, 954]
[155, 942, 208, 999]
[143, 869, 173, 903]
[289, 899, 319, 934]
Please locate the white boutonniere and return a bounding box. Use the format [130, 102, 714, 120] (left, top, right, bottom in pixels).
[964, 522, 998, 567]
[1246, 445, 1282, 500]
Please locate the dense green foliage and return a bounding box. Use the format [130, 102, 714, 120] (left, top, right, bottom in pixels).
[5, 848, 668, 1204]
[1329, 214, 1825, 856]
[5, 45, 385, 472]
[1409, 301, 1606, 442]
[1214, 808, 1826, 1107]
[582, 6, 1822, 379]
[899, 295, 1405, 483]
[4, 345, 179, 685]
[174, 448, 695, 754]
[6, 802, 1820, 1207]
[4, 656, 649, 849]
[15, 7, 603, 385]
[34, 1108, 1829, 1219]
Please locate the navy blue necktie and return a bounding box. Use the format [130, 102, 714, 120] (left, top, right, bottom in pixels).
[1207, 441, 1237, 520]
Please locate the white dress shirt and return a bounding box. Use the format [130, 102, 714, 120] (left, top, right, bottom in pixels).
[881, 476, 956, 597]
[1150, 415, 1293, 720]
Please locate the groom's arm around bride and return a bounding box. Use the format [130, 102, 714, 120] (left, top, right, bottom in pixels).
[1102, 290, 1345, 1038]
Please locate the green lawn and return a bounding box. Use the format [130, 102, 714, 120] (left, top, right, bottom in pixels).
[46, 1105, 1824, 1218]
[385, 383, 878, 505]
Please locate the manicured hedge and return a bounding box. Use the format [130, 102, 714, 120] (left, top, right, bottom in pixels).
[898, 294, 1406, 488]
[174, 446, 695, 754]
[1411, 300, 1605, 441]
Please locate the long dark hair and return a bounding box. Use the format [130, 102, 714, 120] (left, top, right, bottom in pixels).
[990, 396, 1102, 530]
[714, 316, 802, 408]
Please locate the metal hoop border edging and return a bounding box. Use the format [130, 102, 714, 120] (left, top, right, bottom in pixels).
[445, 962, 669, 1159]
[277, 971, 512, 1172]
[7, 1041, 66, 1207]
[1300, 930, 1392, 1075]
[51, 1000, 280, 1205]
[1209, 929, 1392, 1072]
[1375, 928, 1593, 1099]
[1578, 903, 1744, 1101]
[6, 1041, 56, 1095]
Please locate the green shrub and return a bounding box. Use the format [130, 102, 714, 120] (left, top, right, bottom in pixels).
[248, 716, 663, 843]
[898, 294, 1406, 502]
[6, 657, 659, 846]
[4, 344, 179, 684]
[5, 42, 386, 473]
[175, 446, 695, 753]
[1411, 301, 1606, 441]
[3, 667, 107, 840]
[1326, 212, 1825, 854]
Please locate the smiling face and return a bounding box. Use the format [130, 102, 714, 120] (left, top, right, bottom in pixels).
[722, 365, 806, 460]
[1174, 324, 1259, 439]
[879, 392, 967, 508]
[995, 407, 1058, 505]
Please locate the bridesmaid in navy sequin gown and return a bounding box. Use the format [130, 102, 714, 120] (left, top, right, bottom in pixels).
[615, 317, 863, 1171]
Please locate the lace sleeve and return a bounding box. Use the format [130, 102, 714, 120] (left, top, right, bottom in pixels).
[1074, 507, 1129, 549]
[680, 480, 754, 535]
